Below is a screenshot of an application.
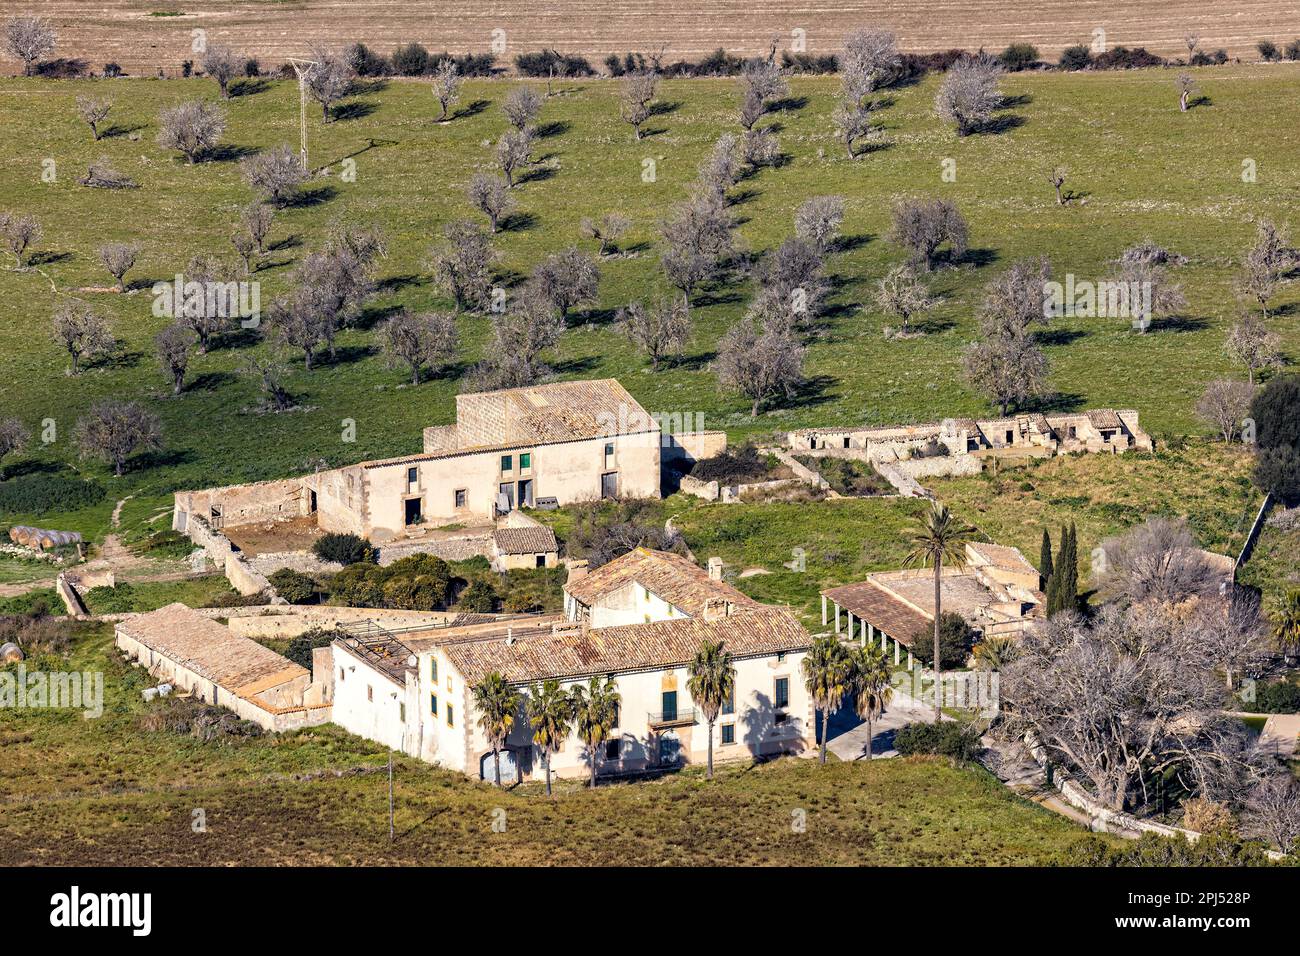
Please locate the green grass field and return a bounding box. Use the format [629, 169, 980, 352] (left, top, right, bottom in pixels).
[0, 623, 1104, 866]
[0, 64, 1297, 517]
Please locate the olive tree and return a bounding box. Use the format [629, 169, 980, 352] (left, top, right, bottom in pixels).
[75, 95, 112, 141]
[74, 400, 162, 477]
[52, 302, 114, 375]
[3, 16, 55, 76]
[157, 100, 226, 164]
[379, 309, 459, 384]
[934, 53, 1003, 136]
[96, 241, 138, 291]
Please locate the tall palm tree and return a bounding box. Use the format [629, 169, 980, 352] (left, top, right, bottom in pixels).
[1274, 589, 1300, 664]
[687, 639, 736, 779]
[527, 679, 574, 797]
[471, 672, 520, 788]
[851, 644, 892, 761]
[802, 634, 852, 764]
[904, 501, 975, 720]
[570, 675, 621, 789]
[972, 634, 1018, 672]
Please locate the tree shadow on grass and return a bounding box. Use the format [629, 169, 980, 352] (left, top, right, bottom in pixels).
[649, 100, 681, 117]
[499, 211, 538, 233]
[974, 113, 1026, 136]
[282, 184, 337, 209]
[204, 144, 258, 163]
[186, 371, 237, 392]
[332, 101, 378, 122]
[327, 343, 377, 366]
[377, 274, 423, 293]
[267, 234, 303, 253]
[769, 94, 809, 113]
[1036, 327, 1089, 347]
[674, 349, 717, 372]
[517, 166, 557, 187]
[551, 356, 600, 375]
[1147, 314, 1209, 333]
[535, 120, 570, 138]
[230, 78, 272, 98]
[353, 303, 402, 331]
[1030, 390, 1087, 413]
[100, 122, 147, 140]
[453, 99, 491, 120]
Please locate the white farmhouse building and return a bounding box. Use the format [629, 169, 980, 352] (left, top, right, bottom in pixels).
[328, 549, 815, 782]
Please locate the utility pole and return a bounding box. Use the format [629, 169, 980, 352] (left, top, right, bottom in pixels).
[388, 752, 395, 842]
[287, 58, 317, 172]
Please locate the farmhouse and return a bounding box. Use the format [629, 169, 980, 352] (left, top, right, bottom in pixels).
[328, 548, 814, 782]
[114, 603, 332, 732]
[821, 541, 1045, 667]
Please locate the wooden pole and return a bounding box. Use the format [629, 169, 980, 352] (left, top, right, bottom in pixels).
[388, 753, 394, 842]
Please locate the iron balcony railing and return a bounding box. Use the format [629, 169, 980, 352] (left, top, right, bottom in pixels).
[647, 707, 697, 727]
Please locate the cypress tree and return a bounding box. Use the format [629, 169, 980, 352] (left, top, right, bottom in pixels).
[1039, 528, 1054, 591]
[1063, 521, 1079, 612]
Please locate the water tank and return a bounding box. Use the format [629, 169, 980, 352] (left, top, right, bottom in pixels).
[0, 643, 23, 663]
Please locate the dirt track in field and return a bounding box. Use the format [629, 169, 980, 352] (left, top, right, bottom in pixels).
[3, 1, 1299, 75]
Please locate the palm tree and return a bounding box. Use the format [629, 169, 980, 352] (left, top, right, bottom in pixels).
[972, 634, 1018, 672]
[802, 634, 852, 764]
[851, 644, 892, 761]
[687, 639, 736, 779]
[904, 501, 974, 720]
[570, 676, 621, 788]
[527, 679, 574, 797]
[1274, 589, 1300, 664]
[471, 672, 520, 788]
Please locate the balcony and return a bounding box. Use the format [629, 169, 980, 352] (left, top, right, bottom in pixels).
[647, 707, 697, 729]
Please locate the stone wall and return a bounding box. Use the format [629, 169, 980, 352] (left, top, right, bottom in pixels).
[892, 454, 983, 479]
[182, 515, 278, 600]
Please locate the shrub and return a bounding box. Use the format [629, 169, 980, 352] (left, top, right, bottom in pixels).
[564, 499, 684, 568]
[689, 444, 772, 483]
[1257, 40, 1281, 62]
[1182, 798, 1237, 835]
[780, 51, 839, 74]
[1059, 44, 1092, 70]
[347, 42, 391, 76]
[329, 553, 453, 610]
[84, 582, 138, 614]
[0, 614, 73, 655]
[391, 42, 430, 75]
[103, 62, 122, 78]
[1090, 46, 1164, 70]
[242, 58, 260, 77]
[1191, 49, 1229, 66]
[1285, 40, 1300, 61]
[0, 590, 58, 618]
[268, 568, 322, 604]
[458, 579, 497, 612]
[284, 627, 346, 671]
[894, 720, 980, 760]
[999, 43, 1039, 71]
[311, 532, 373, 566]
[138, 696, 263, 741]
[908, 612, 977, 670]
[514, 50, 594, 77]
[0, 474, 106, 514]
[1244, 680, 1300, 713]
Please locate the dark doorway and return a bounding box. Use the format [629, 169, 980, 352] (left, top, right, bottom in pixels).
[517, 478, 534, 508]
[498, 481, 515, 511]
[404, 497, 422, 526]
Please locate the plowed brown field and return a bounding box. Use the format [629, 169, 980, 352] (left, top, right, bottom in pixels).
[4, 1, 1300, 75]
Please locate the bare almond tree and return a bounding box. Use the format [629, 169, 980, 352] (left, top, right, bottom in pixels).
[1195, 379, 1255, 443]
[379, 309, 459, 384]
[1099, 517, 1223, 607]
[0, 417, 30, 479]
[1116, 257, 1186, 332]
[154, 322, 196, 395]
[980, 255, 1053, 337]
[716, 314, 805, 416]
[466, 173, 515, 233]
[96, 241, 138, 291]
[737, 59, 786, 130]
[430, 219, 496, 311]
[874, 264, 935, 334]
[1225, 313, 1282, 385]
[619, 70, 658, 139]
[697, 133, 740, 200]
[1176, 72, 1197, 111]
[660, 191, 735, 304]
[0, 211, 40, 268]
[496, 127, 534, 187]
[305, 48, 354, 122]
[1191, 585, 1270, 691]
[157, 100, 226, 164]
[503, 86, 543, 130]
[473, 290, 565, 389]
[1048, 165, 1068, 204]
[240, 352, 293, 411]
[833, 98, 878, 159]
[840, 28, 900, 102]
[962, 327, 1048, 415]
[176, 253, 230, 354]
[531, 247, 599, 320]
[432, 59, 461, 121]
[202, 45, 239, 98]
[888, 197, 968, 270]
[740, 126, 780, 170]
[579, 212, 630, 256]
[52, 302, 114, 374]
[240, 202, 274, 254]
[78, 157, 136, 189]
[793, 195, 845, 253]
[618, 297, 691, 370]
[934, 53, 1003, 136]
[74, 400, 162, 477]
[757, 237, 827, 329]
[76, 95, 112, 141]
[3, 16, 55, 76]
[241, 144, 307, 206]
[1235, 219, 1294, 318]
[1245, 773, 1300, 854]
[269, 286, 336, 370]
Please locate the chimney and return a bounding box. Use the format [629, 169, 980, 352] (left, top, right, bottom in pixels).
[707, 557, 724, 581]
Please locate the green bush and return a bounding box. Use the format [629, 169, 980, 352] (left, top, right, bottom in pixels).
[1258, 40, 1281, 62]
[894, 721, 980, 760]
[999, 43, 1039, 71]
[390, 42, 429, 75]
[285, 627, 347, 672]
[1059, 44, 1091, 70]
[328, 553, 453, 610]
[0, 475, 105, 514]
[84, 582, 138, 614]
[908, 612, 977, 670]
[1243, 680, 1300, 714]
[268, 568, 322, 604]
[458, 579, 497, 613]
[312, 532, 374, 565]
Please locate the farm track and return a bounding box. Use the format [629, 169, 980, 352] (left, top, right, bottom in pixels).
[4, 1, 1299, 75]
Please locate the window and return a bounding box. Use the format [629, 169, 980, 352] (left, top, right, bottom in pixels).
[722, 688, 734, 716]
[604, 442, 615, 460]
[661, 690, 677, 722]
[446, 675, 452, 691]
[430, 694, 438, 716]
[721, 723, 735, 745]
[399, 703, 406, 723]
[520, 452, 531, 469]
[430, 658, 438, 683]
[339, 668, 345, 682]
[367, 685, 373, 702]
[604, 739, 620, 760]
[407, 466, 417, 484]
[446, 704, 454, 727]
[501, 455, 513, 472]
[776, 652, 786, 663]
[611, 701, 620, 727]
[774, 677, 789, 709]
[454, 488, 467, 508]
[536, 554, 546, 568]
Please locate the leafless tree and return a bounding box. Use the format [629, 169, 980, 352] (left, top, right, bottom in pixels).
[1099, 517, 1223, 607]
[432, 59, 461, 120]
[980, 255, 1052, 337]
[157, 100, 226, 164]
[154, 322, 196, 395]
[202, 45, 239, 98]
[888, 198, 968, 270]
[832, 99, 878, 159]
[1245, 773, 1300, 854]
[740, 126, 781, 170]
[240, 351, 293, 411]
[1235, 219, 1294, 318]
[531, 247, 600, 320]
[3, 16, 55, 76]
[231, 231, 256, 275]
[240, 202, 274, 254]
[0, 417, 29, 479]
[74, 400, 162, 477]
[715, 314, 805, 416]
[269, 286, 335, 370]
[496, 127, 534, 187]
[1176, 72, 1197, 111]
[1117, 257, 1186, 332]
[0, 211, 40, 268]
[756, 237, 827, 328]
[874, 264, 935, 334]
[934, 53, 1003, 136]
[78, 157, 136, 189]
[660, 191, 735, 303]
[76, 95, 112, 141]
[466, 173, 515, 233]
[173, 252, 233, 354]
[96, 241, 138, 291]
[1224, 313, 1282, 385]
[1048, 165, 1068, 205]
[241, 144, 307, 206]
[697, 133, 740, 200]
[1000, 602, 1254, 812]
[1183, 34, 1200, 58]
[579, 212, 631, 256]
[431, 219, 496, 311]
[840, 28, 900, 103]
[52, 301, 114, 375]
[618, 296, 692, 370]
[304, 48, 354, 122]
[473, 290, 565, 389]
[1195, 379, 1255, 443]
[620, 70, 658, 139]
[1190, 585, 1271, 691]
[962, 327, 1048, 415]
[379, 309, 459, 384]
[503, 86, 543, 130]
[737, 59, 787, 130]
[794, 195, 845, 253]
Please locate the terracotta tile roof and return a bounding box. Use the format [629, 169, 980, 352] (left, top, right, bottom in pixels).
[563, 548, 758, 616]
[821, 580, 931, 646]
[1087, 408, 1123, 429]
[463, 378, 658, 445]
[444, 606, 810, 685]
[492, 526, 558, 555]
[116, 603, 307, 696]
